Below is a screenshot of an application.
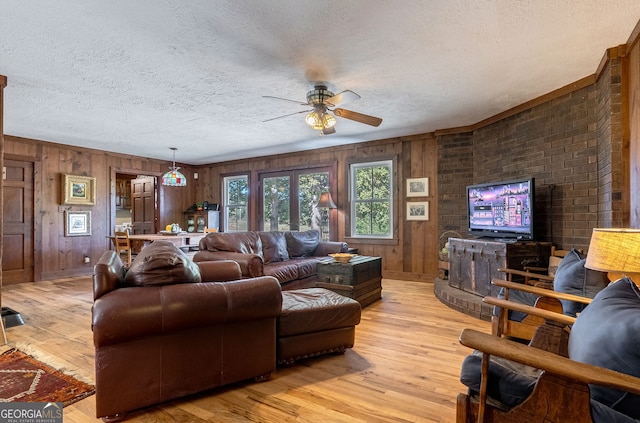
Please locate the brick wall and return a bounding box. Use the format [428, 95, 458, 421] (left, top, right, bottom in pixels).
[437, 132, 473, 238]
[596, 56, 625, 227]
[437, 58, 624, 251]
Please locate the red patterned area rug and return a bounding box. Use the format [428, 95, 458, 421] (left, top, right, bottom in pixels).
[0, 348, 95, 406]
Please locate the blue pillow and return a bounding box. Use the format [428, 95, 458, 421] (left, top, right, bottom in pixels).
[569, 277, 640, 419]
[553, 249, 609, 317]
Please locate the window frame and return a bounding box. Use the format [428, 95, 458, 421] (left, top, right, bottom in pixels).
[222, 173, 250, 232]
[258, 165, 335, 236]
[348, 158, 395, 240]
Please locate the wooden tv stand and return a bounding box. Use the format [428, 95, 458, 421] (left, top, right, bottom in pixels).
[447, 238, 551, 297]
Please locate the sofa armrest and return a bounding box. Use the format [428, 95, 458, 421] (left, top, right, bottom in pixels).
[93, 250, 125, 300]
[193, 250, 264, 277]
[314, 241, 348, 256]
[197, 260, 242, 282]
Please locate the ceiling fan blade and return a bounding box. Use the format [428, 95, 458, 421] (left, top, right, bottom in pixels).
[325, 90, 360, 107]
[322, 126, 336, 135]
[263, 95, 309, 106]
[333, 108, 382, 127]
[263, 109, 312, 122]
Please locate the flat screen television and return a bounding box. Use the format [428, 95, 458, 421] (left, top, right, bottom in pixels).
[466, 177, 535, 241]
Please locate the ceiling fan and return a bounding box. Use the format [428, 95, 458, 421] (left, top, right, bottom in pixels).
[263, 84, 382, 135]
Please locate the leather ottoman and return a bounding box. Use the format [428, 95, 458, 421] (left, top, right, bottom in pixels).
[277, 288, 362, 366]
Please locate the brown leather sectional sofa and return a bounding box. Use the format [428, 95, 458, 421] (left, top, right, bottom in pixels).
[193, 230, 348, 289]
[92, 242, 283, 421]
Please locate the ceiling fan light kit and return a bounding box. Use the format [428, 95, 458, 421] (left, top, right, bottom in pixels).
[264, 83, 383, 135]
[305, 109, 336, 131]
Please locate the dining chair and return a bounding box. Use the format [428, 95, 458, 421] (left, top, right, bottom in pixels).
[113, 230, 133, 266]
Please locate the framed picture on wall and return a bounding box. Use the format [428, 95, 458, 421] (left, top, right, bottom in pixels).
[406, 177, 429, 197]
[407, 201, 429, 221]
[62, 174, 96, 205]
[65, 211, 92, 236]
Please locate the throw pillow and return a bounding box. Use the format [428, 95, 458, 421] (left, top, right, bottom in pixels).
[124, 241, 202, 286]
[285, 230, 320, 257]
[553, 248, 609, 317]
[259, 231, 290, 263]
[568, 277, 640, 419]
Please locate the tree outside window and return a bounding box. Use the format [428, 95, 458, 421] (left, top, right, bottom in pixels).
[223, 175, 249, 232]
[350, 161, 393, 238]
[260, 168, 331, 238]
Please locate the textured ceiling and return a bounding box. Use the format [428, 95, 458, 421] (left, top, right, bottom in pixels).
[1, 1, 639, 165]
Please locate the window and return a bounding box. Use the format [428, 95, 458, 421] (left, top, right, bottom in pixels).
[223, 175, 249, 232]
[260, 167, 333, 240]
[350, 160, 393, 238]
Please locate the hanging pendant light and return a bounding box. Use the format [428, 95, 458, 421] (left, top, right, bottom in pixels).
[162, 147, 187, 187]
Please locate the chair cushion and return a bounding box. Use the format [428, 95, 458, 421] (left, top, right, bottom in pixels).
[285, 230, 320, 257]
[553, 248, 609, 317]
[568, 277, 640, 419]
[259, 231, 290, 263]
[123, 241, 202, 286]
[459, 350, 541, 407]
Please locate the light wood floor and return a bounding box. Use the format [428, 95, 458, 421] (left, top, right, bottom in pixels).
[1, 277, 490, 422]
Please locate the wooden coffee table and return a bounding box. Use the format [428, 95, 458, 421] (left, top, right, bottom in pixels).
[316, 256, 382, 307]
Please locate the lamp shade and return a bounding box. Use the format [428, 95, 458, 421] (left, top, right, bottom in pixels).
[162, 169, 187, 187]
[317, 192, 337, 209]
[162, 147, 187, 187]
[585, 228, 640, 282]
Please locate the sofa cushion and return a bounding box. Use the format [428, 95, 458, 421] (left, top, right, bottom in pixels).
[568, 277, 640, 419]
[278, 288, 362, 336]
[264, 261, 299, 283]
[285, 230, 320, 257]
[553, 248, 609, 317]
[295, 258, 318, 280]
[123, 241, 202, 287]
[202, 231, 262, 255]
[259, 231, 290, 263]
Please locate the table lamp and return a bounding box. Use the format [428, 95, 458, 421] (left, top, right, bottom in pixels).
[584, 228, 640, 285]
[316, 192, 337, 242]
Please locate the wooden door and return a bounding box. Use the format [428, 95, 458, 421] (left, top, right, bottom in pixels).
[131, 176, 156, 234]
[2, 160, 34, 284]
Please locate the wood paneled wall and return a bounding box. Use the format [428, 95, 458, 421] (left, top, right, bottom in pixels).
[627, 21, 640, 228]
[3, 135, 197, 281]
[194, 133, 440, 281]
[3, 22, 639, 283]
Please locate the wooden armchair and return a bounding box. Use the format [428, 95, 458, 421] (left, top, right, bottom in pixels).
[490, 279, 591, 342]
[491, 248, 607, 342]
[457, 278, 640, 422]
[456, 329, 640, 423]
